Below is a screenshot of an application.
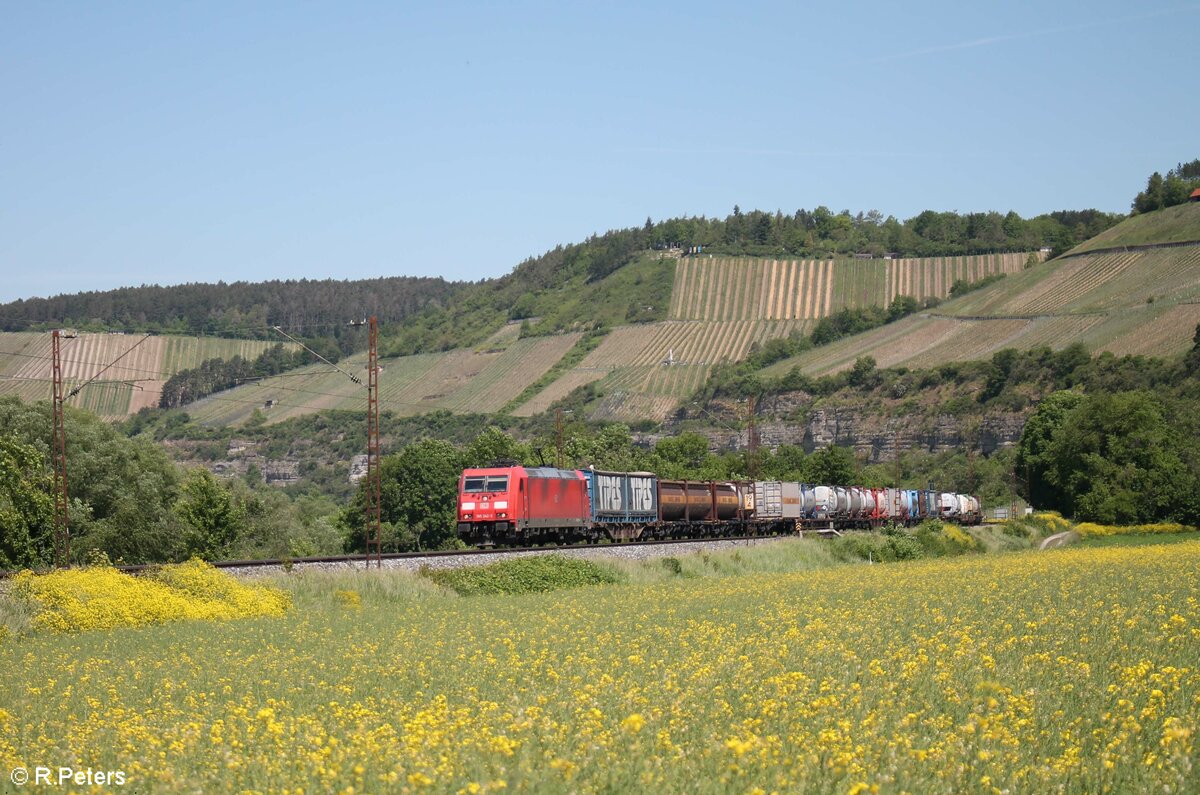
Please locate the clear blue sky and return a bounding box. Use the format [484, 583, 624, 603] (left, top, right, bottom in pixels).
[2, 1, 1198, 303]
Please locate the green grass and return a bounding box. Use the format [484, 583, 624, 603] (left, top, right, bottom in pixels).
[524, 255, 676, 334]
[437, 335, 582, 414]
[1077, 530, 1200, 548]
[159, 336, 297, 373]
[1067, 202, 1200, 254]
[186, 335, 583, 425]
[422, 555, 622, 595]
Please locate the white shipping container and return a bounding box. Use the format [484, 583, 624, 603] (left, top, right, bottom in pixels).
[849, 488, 865, 516]
[754, 481, 783, 519]
[781, 481, 802, 519]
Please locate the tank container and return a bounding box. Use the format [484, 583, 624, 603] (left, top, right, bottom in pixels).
[812, 486, 834, 518]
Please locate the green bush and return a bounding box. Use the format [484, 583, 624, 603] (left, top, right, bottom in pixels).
[829, 532, 923, 563]
[423, 555, 622, 596]
[912, 520, 978, 556]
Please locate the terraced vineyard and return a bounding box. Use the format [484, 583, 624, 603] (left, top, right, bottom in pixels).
[0, 332, 294, 418]
[669, 253, 1033, 321]
[517, 252, 1033, 421]
[762, 240, 1200, 378]
[187, 333, 583, 426]
[513, 320, 809, 420]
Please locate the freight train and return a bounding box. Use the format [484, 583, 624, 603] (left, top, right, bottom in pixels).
[457, 464, 982, 547]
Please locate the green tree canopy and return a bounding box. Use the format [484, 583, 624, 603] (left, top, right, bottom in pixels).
[1015, 390, 1085, 509]
[0, 396, 182, 564]
[344, 438, 465, 552]
[464, 427, 533, 468]
[175, 468, 246, 558]
[0, 434, 53, 569]
[803, 445, 857, 485]
[1024, 391, 1199, 523]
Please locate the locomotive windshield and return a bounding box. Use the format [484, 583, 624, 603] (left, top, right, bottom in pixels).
[463, 475, 508, 493]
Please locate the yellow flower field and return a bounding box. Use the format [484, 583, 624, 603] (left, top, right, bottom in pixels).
[2, 542, 1199, 793]
[10, 560, 291, 633]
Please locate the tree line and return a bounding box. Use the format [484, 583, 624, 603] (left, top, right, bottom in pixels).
[0, 276, 461, 352]
[158, 343, 320, 409]
[1131, 159, 1200, 214]
[0, 396, 341, 569]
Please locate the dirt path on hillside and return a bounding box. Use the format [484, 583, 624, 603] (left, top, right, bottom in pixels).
[1039, 531, 1079, 550]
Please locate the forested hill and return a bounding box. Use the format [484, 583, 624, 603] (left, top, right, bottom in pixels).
[0, 204, 1122, 357]
[0, 276, 461, 343]
[385, 205, 1124, 356]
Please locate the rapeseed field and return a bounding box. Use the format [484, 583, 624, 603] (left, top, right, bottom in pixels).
[2, 543, 1198, 793]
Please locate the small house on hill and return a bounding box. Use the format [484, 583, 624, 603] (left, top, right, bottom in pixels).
[1189, 188, 1200, 203]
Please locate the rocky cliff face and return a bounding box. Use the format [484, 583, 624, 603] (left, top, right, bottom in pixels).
[759, 407, 1026, 463]
[646, 391, 1030, 463]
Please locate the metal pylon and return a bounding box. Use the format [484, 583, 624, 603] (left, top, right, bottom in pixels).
[51, 330, 70, 567]
[365, 316, 382, 567]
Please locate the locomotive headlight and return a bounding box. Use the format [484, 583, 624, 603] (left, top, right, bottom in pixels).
[494, 501, 508, 509]
[461, 501, 476, 510]
[498, 512, 507, 518]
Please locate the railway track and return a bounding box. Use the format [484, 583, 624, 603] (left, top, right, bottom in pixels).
[0, 535, 789, 579]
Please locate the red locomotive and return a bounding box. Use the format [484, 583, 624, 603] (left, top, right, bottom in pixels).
[457, 466, 590, 545]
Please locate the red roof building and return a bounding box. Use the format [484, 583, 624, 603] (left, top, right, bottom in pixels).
[1190, 188, 1200, 202]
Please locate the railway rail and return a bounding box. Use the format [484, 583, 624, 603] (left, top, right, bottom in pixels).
[0, 534, 790, 579]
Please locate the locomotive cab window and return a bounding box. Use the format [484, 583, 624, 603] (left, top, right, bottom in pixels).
[464, 476, 508, 493]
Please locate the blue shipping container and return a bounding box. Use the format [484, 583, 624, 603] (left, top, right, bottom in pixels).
[583, 470, 658, 525]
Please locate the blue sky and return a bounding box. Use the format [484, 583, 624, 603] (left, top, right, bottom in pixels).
[2, 1, 1198, 303]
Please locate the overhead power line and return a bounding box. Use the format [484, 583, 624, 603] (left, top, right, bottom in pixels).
[271, 326, 364, 387]
[66, 334, 152, 399]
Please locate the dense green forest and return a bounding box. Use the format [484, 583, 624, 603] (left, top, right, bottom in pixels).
[0, 276, 461, 351]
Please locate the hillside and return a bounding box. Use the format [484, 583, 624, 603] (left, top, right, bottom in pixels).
[527, 253, 1035, 422]
[0, 333, 298, 418]
[1066, 201, 1200, 253]
[7, 206, 1187, 428]
[759, 207, 1200, 380]
[184, 324, 582, 426]
[0, 205, 1115, 364]
[183, 252, 1032, 426]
